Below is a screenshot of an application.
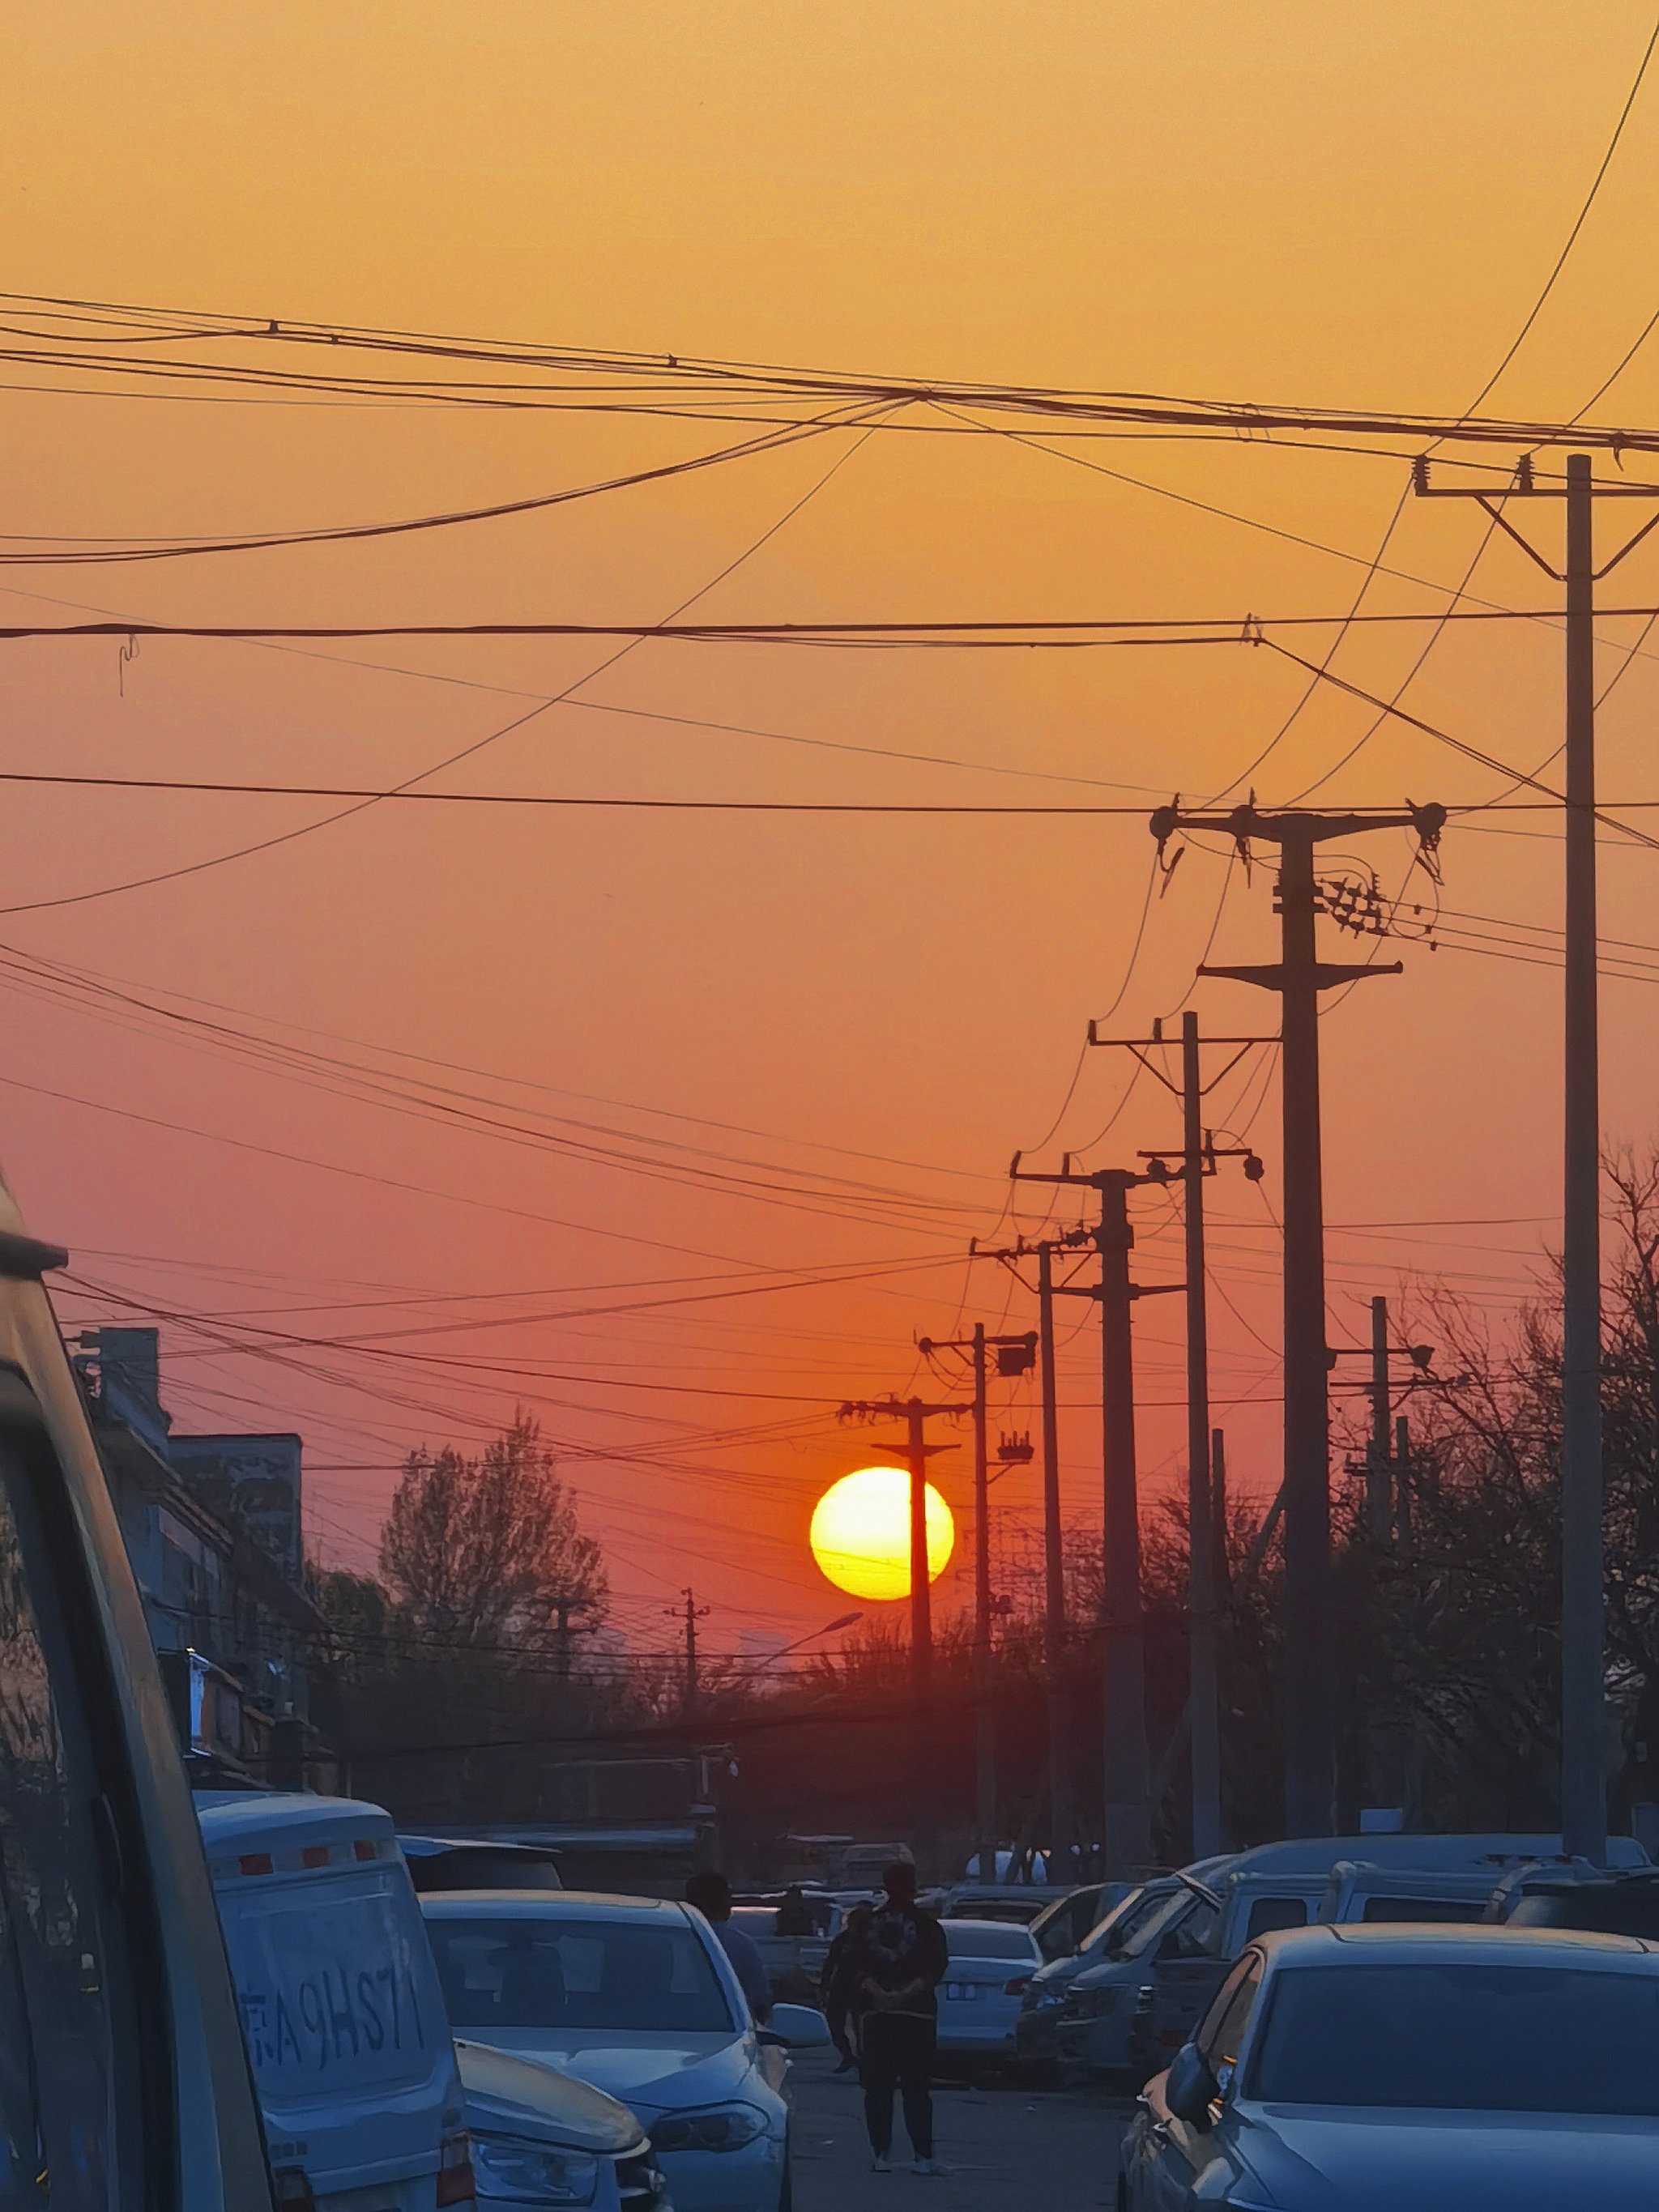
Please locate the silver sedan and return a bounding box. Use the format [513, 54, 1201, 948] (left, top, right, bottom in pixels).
[1120, 1922, 1659, 2212]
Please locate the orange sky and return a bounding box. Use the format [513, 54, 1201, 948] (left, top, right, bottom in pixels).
[4, 2, 1659, 1661]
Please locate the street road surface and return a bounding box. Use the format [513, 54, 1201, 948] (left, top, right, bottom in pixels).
[790, 2049, 1125, 2212]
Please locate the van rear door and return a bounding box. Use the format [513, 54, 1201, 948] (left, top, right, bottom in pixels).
[198, 1795, 463, 2204]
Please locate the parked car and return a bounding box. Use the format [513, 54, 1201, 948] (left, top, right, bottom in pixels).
[935, 1918, 1041, 2069]
[1027, 1882, 1132, 1962]
[1487, 1861, 1659, 1936]
[403, 1837, 565, 1894]
[422, 1890, 829, 2212]
[196, 1789, 476, 2211]
[456, 2039, 669, 2211]
[1218, 1831, 1649, 1874]
[939, 1884, 1052, 1926]
[1017, 1882, 1171, 2069]
[0, 1198, 275, 2210]
[1130, 1859, 1497, 2082]
[723, 1903, 842, 2004]
[1055, 1877, 1222, 2080]
[1121, 1923, 1659, 2211]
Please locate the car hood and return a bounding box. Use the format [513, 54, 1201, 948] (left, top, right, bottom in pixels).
[454, 2040, 646, 2156]
[1237, 2105, 1659, 2210]
[1030, 1954, 1085, 1992]
[1070, 1954, 1144, 1993]
[459, 2030, 756, 2120]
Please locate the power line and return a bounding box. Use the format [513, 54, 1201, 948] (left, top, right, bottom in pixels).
[7, 603, 1659, 645]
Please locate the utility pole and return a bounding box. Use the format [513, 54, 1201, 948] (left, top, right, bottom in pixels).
[1087, 1015, 1271, 1861]
[1038, 1242, 1069, 1861]
[668, 1588, 710, 1716]
[970, 1230, 1090, 1870]
[1369, 1297, 1392, 1548]
[1414, 455, 1659, 1863]
[1009, 1157, 1179, 1872]
[837, 1395, 967, 1698]
[1149, 799, 1445, 1836]
[1210, 1428, 1229, 1601]
[918, 1323, 1038, 1882]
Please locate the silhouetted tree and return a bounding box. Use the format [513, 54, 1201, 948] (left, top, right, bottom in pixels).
[379, 1415, 608, 1654]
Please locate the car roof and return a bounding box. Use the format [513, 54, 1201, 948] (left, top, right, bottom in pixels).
[942, 1916, 1038, 1938]
[419, 1889, 685, 1920]
[1256, 1921, 1659, 1963]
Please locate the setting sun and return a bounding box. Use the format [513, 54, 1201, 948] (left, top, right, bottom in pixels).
[808, 1465, 955, 1603]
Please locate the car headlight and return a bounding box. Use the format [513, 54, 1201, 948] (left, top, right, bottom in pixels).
[648, 2103, 770, 2154]
[471, 2133, 600, 2205]
[1023, 1984, 1064, 2011]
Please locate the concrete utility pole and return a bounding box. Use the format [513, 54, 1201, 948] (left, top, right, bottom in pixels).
[1369, 1297, 1392, 1549]
[1149, 799, 1445, 1837]
[1086, 1014, 1271, 1861]
[1009, 1157, 1179, 1872]
[668, 1588, 710, 1715]
[837, 1395, 967, 1698]
[1414, 454, 1659, 1863]
[971, 1230, 1089, 1867]
[918, 1323, 1037, 1882]
[1038, 1243, 1070, 1859]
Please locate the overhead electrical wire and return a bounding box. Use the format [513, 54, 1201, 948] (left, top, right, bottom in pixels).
[5, 287, 1659, 452]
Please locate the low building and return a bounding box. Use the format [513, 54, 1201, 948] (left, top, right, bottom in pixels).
[73, 1324, 331, 1786]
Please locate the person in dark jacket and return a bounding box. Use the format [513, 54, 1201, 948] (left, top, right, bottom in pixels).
[774, 1884, 817, 1937]
[849, 1863, 948, 2175]
[820, 1899, 873, 2073]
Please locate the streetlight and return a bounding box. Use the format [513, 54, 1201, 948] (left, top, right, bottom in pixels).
[742, 1612, 864, 1675]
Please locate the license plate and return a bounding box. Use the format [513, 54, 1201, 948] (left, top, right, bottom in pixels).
[945, 1982, 980, 2001]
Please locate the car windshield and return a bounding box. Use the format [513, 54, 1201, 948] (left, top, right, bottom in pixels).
[1080, 1889, 1155, 1956]
[943, 1923, 1035, 1960]
[427, 1915, 736, 2035]
[1120, 1891, 1196, 1961]
[1251, 1963, 1659, 2114]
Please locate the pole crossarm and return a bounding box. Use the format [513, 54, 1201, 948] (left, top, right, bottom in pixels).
[1201, 958, 1402, 991]
[836, 1396, 970, 1422]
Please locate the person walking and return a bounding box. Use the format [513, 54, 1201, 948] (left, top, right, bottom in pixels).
[685, 1870, 774, 2025]
[820, 1899, 873, 2073]
[850, 1862, 947, 2176]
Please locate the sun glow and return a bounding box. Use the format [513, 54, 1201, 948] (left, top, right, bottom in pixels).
[808, 1465, 955, 1602]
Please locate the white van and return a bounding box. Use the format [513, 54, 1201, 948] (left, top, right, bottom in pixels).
[197, 1792, 474, 2212]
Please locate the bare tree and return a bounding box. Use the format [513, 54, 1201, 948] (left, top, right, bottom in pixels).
[379, 1415, 608, 1654]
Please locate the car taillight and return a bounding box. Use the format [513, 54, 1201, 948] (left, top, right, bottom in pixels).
[271, 2171, 315, 2212]
[436, 2133, 476, 2209]
[1004, 1976, 1030, 1996]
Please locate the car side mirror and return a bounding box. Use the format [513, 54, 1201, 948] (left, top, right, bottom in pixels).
[1163, 2041, 1219, 2128]
[765, 2002, 832, 2049]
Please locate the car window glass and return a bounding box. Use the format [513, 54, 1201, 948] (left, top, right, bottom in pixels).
[1198, 1958, 1261, 2073]
[1358, 1896, 1483, 1924]
[1121, 1893, 1192, 1961]
[1249, 1962, 1659, 2113]
[1161, 1902, 1218, 1958]
[428, 1916, 735, 2035]
[942, 1924, 1037, 1961]
[0, 1440, 139, 2210]
[1081, 1890, 1152, 1958]
[1245, 1895, 1309, 1940]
